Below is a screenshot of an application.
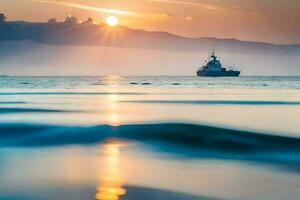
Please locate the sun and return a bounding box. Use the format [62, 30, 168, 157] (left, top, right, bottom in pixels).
[106, 16, 119, 27]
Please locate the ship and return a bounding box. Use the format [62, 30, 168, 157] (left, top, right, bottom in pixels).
[197, 51, 240, 77]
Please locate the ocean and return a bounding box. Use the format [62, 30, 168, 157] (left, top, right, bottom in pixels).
[0, 76, 300, 200]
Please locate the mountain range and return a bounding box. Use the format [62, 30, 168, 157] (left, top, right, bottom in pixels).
[1, 19, 300, 55]
[0, 17, 300, 75]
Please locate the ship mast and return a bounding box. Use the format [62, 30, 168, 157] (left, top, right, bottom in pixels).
[211, 44, 217, 60]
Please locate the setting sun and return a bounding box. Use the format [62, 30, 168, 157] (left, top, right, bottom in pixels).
[106, 16, 119, 27]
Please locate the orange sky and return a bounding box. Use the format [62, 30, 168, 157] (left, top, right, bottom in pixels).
[1, 0, 300, 44]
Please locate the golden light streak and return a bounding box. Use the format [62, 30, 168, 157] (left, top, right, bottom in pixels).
[148, 0, 221, 10]
[102, 76, 123, 126]
[106, 93, 120, 126]
[96, 142, 126, 200]
[31, 0, 136, 15]
[30, 0, 174, 20]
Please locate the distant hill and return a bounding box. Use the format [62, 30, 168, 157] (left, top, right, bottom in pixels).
[1, 16, 300, 76]
[1, 19, 300, 55]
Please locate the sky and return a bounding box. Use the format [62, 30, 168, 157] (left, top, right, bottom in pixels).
[1, 0, 300, 44]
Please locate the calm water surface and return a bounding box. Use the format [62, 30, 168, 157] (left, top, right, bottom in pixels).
[0, 76, 300, 200]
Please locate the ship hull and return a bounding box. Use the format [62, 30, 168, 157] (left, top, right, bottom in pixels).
[197, 70, 240, 77]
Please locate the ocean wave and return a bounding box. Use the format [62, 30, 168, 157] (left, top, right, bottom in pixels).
[0, 185, 224, 200]
[0, 92, 146, 96]
[123, 186, 223, 200]
[1, 123, 300, 170]
[1, 123, 299, 151]
[0, 101, 27, 104]
[121, 100, 300, 105]
[0, 108, 75, 114]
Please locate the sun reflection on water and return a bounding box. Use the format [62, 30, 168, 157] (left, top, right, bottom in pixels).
[96, 141, 126, 200]
[104, 76, 123, 126]
[106, 94, 120, 126]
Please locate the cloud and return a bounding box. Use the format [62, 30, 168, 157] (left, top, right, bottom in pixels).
[30, 0, 174, 19]
[148, 0, 221, 10]
[31, 0, 137, 15]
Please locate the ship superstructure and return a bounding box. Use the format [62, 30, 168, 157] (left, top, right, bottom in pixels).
[197, 51, 240, 77]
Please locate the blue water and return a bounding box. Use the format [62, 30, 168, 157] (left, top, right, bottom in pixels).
[0, 76, 300, 200]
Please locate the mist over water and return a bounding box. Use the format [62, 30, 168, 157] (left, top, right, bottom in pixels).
[1, 42, 300, 76]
